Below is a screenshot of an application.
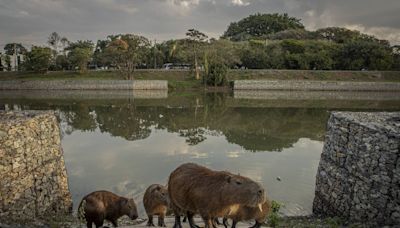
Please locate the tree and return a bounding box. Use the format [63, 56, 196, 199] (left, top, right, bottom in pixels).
[186, 29, 208, 80]
[4, 43, 27, 55]
[222, 13, 304, 41]
[93, 39, 111, 68]
[24, 46, 52, 74]
[337, 41, 393, 70]
[67, 40, 94, 73]
[104, 34, 151, 79]
[268, 29, 313, 40]
[48, 32, 69, 55]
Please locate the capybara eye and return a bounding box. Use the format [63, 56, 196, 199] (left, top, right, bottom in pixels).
[236, 181, 242, 185]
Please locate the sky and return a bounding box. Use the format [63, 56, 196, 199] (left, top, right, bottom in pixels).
[1, 0, 400, 48]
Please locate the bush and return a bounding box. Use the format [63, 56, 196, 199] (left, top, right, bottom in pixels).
[24, 46, 52, 74]
[268, 200, 282, 227]
[206, 62, 228, 87]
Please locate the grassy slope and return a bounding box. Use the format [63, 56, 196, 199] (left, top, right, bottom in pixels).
[0, 70, 399, 90]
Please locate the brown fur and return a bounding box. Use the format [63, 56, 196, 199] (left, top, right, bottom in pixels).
[168, 163, 266, 228]
[78, 190, 138, 228]
[223, 200, 272, 228]
[143, 184, 170, 227]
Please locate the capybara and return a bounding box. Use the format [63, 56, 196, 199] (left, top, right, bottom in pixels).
[168, 163, 266, 228]
[78, 190, 138, 228]
[143, 184, 170, 227]
[222, 200, 271, 228]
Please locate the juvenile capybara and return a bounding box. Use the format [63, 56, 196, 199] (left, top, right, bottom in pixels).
[78, 190, 138, 228]
[143, 184, 170, 227]
[222, 200, 271, 228]
[168, 163, 266, 228]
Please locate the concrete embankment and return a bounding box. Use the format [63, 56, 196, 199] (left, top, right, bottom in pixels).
[234, 80, 400, 91]
[0, 80, 168, 90]
[0, 89, 168, 100]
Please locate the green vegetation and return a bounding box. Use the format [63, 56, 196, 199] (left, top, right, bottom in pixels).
[1, 13, 400, 83]
[268, 200, 282, 227]
[24, 46, 52, 74]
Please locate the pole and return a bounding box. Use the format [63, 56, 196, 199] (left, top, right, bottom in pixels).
[154, 39, 157, 69]
[14, 43, 17, 71]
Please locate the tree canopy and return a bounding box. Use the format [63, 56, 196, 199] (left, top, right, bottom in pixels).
[222, 13, 304, 41]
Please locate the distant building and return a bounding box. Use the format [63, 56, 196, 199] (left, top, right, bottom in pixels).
[0, 52, 25, 71]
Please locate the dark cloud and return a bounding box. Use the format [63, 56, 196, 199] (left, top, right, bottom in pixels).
[0, 0, 399, 47]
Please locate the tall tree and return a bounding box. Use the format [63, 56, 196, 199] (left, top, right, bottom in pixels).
[4, 43, 27, 55]
[24, 46, 52, 74]
[67, 40, 94, 74]
[186, 29, 208, 80]
[222, 13, 304, 41]
[104, 34, 151, 79]
[48, 32, 69, 54]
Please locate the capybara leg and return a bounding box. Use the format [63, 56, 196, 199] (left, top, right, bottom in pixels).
[182, 216, 187, 223]
[86, 220, 92, 228]
[173, 215, 182, 228]
[187, 211, 200, 228]
[147, 215, 155, 226]
[249, 221, 262, 228]
[214, 218, 222, 225]
[231, 220, 237, 228]
[202, 216, 213, 228]
[222, 218, 229, 228]
[111, 219, 118, 227]
[158, 214, 166, 227]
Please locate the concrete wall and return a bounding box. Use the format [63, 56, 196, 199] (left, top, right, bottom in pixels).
[0, 80, 168, 90]
[234, 80, 400, 91]
[0, 111, 72, 221]
[313, 112, 400, 226]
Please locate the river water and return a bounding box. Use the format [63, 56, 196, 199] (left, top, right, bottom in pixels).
[1, 90, 399, 217]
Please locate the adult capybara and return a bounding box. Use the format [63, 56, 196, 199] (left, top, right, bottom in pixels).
[143, 184, 170, 227]
[78, 190, 138, 228]
[223, 200, 271, 228]
[168, 163, 266, 228]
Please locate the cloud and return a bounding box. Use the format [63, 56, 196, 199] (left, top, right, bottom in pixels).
[231, 0, 250, 6]
[0, 0, 399, 46]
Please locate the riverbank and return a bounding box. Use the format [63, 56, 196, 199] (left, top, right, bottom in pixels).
[1, 70, 399, 91]
[0, 214, 358, 228]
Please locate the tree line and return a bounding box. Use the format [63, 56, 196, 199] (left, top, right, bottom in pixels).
[1, 13, 399, 81]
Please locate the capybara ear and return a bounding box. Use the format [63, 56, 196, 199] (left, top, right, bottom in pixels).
[152, 186, 162, 192]
[225, 175, 232, 183]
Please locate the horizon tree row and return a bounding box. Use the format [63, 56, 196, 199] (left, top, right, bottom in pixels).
[1, 13, 399, 76]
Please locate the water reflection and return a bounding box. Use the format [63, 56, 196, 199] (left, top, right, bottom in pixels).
[1, 91, 399, 216]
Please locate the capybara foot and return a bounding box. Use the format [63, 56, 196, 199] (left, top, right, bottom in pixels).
[147, 221, 155, 226]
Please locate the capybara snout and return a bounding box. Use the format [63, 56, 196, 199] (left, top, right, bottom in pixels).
[225, 174, 266, 207]
[123, 198, 139, 220]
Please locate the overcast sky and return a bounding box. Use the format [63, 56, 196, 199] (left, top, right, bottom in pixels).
[1, 0, 400, 48]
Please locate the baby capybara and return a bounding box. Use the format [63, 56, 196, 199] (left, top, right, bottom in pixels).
[168, 163, 266, 228]
[223, 200, 271, 228]
[78, 190, 138, 228]
[143, 184, 170, 227]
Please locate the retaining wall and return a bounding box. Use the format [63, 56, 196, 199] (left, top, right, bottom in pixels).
[0, 80, 168, 90]
[313, 112, 400, 226]
[0, 111, 72, 221]
[234, 80, 400, 91]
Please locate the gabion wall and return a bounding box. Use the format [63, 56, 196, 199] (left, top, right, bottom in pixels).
[313, 112, 400, 226]
[0, 111, 72, 221]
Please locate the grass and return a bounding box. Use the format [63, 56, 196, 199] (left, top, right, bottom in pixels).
[0, 69, 399, 91]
